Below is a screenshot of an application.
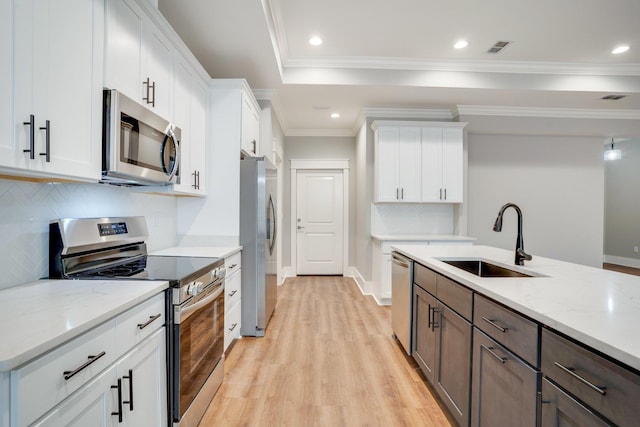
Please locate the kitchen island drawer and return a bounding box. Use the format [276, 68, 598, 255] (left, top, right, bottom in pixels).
[10, 320, 117, 427]
[413, 262, 436, 295]
[474, 294, 538, 366]
[437, 275, 472, 321]
[541, 328, 640, 426]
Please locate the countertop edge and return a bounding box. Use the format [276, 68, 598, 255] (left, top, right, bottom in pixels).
[371, 234, 476, 242]
[150, 246, 242, 259]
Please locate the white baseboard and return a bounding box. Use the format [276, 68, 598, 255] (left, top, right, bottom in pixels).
[603, 255, 640, 269]
[281, 266, 295, 284]
[348, 266, 389, 306]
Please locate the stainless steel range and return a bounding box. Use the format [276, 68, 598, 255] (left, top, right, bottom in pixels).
[49, 216, 225, 427]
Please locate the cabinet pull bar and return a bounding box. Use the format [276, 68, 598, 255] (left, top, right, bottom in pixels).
[401, 188, 404, 200]
[192, 170, 198, 189]
[481, 345, 507, 364]
[137, 313, 162, 330]
[63, 351, 106, 380]
[196, 170, 200, 189]
[39, 120, 50, 162]
[123, 369, 134, 411]
[481, 316, 508, 333]
[111, 378, 123, 422]
[553, 362, 607, 396]
[431, 307, 441, 331]
[396, 188, 399, 200]
[229, 322, 238, 331]
[427, 304, 432, 329]
[228, 289, 237, 297]
[444, 188, 447, 200]
[251, 139, 256, 154]
[439, 188, 442, 200]
[143, 78, 150, 104]
[150, 80, 156, 107]
[229, 263, 238, 269]
[23, 114, 35, 159]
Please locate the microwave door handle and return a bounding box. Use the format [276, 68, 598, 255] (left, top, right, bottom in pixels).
[161, 128, 180, 180]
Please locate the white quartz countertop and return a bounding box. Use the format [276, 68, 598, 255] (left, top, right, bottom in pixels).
[371, 234, 476, 242]
[0, 279, 169, 371]
[392, 244, 640, 372]
[151, 246, 242, 259]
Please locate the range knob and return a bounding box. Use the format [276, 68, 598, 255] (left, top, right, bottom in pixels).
[216, 268, 226, 279]
[187, 282, 202, 296]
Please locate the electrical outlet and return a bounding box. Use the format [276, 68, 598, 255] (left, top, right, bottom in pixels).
[635, 246, 639, 253]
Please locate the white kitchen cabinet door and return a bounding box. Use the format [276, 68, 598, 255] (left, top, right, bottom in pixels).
[0, 0, 13, 168]
[421, 125, 465, 203]
[12, 0, 103, 180]
[106, 0, 173, 119]
[241, 92, 260, 156]
[31, 364, 118, 427]
[374, 126, 421, 202]
[189, 78, 208, 195]
[118, 328, 167, 427]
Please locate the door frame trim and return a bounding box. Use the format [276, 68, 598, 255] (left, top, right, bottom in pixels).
[290, 159, 350, 276]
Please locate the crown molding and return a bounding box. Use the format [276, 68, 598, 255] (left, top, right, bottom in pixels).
[253, 89, 276, 101]
[285, 128, 355, 137]
[354, 108, 457, 133]
[285, 56, 640, 76]
[455, 105, 640, 120]
[260, 0, 286, 79]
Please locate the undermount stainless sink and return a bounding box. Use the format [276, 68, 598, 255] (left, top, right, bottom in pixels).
[438, 258, 537, 278]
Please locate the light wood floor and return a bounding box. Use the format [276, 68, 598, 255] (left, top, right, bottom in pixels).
[199, 276, 453, 426]
[603, 263, 640, 276]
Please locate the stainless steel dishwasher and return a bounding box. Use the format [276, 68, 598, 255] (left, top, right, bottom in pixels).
[391, 252, 413, 355]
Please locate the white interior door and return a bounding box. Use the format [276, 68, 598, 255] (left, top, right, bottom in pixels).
[296, 170, 344, 275]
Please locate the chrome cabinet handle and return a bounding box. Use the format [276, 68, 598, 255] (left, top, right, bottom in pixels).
[137, 313, 162, 330]
[228, 322, 238, 332]
[142, 77, 155, 106]
[401, 188, 404, 200]
[553, 361, 607, 396]
[482, 345, 507, 364]
[439, 188, 443, 200]
[150, 80, 156, 107]
[444, 188, 447, 200]
[251, 139, 256, 154]
[23, 114, 35, 159]
[229, 263, 238, 269]
[63, 351, 106, 380]
[396, 188, 399, 200]
[481, 316, 508, 333]
[428, 305, 440, 331]
[143, 78, 150, 104]
[123, 369, 134, 411]
[39, 120, 50, 162]
[228, 290, 237, 297]
[111, 378, 123, 422]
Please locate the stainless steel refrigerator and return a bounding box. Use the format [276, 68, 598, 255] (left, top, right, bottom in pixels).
[239, 156, 277, 336]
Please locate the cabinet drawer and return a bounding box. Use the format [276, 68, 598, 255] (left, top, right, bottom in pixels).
[225, 252, 242, 276]
[224, 301, 241, 351]
[225, 269, 242, 313]
[474, 294, 538, 366]
[115, 292, 165, 356]
[437, 275, 472, 321]
[413, 262, 437, 295]
[541, 328, 640, 426]
[11, 320, 117, 426]
[541, 378, 612, 427]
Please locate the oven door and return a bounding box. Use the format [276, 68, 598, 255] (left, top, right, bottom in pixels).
[173, 282, 224, 421]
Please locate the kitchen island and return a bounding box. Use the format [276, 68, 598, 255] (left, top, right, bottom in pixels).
[393, 244, 640, 426]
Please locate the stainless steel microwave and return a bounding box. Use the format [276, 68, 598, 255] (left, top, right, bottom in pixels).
[102, 89, 181, 186]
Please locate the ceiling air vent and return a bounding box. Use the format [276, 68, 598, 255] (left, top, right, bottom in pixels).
[487, 41, 511, 54]
[601, 94, 627, 100]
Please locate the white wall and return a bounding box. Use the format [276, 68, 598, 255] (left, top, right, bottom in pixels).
[282, 135, 356, 269]
[604, 138, 640, 265]
[467, 133, 604, 267]
[0, 179, 177, 289]
[354, 122, 373, 285]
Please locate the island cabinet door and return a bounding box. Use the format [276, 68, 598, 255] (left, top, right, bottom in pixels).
[435, 303, 472, 427]
[540, 378, 612, 427]
[412, 284, 437, 383]
[471, 328, 539, 427]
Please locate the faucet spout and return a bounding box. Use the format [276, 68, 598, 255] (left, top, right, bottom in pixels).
[493, 203, 532, 266]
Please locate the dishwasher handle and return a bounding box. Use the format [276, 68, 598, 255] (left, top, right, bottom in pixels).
[391, 253, 410, 268]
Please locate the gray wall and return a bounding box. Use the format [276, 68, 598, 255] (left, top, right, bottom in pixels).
[0, 179, 177, 289]
[282, 135, 357, 268]
[467, 133, 604, 267]
[604, 138, 640, 262]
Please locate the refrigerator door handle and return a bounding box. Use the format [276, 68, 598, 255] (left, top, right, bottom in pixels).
[268, 195, 276, 255]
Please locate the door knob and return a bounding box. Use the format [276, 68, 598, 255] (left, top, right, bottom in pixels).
[297, 225, 305, 230]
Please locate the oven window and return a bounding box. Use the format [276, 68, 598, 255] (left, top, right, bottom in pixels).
[177, 290, 224, 415]
[120, 113, 177, 173]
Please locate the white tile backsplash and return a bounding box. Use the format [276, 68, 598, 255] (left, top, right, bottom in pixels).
[371, 203, 454, 235]
[0, 178, 177, 289]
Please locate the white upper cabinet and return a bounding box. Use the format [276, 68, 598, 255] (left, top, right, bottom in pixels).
[374, 126, 422, 202]
[0, 0, 13, 164]
[172, 51, 207, 196]
[372, 121, 467, 203]
[105, 0, 173, 119]
[8, 0, 103, 181]
[241, 91, 261, 156]
[421, 125, 465, 203]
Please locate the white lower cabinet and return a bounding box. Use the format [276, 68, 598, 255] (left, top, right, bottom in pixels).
[224, 252, 242, 351]
[10, 293, 167, 427]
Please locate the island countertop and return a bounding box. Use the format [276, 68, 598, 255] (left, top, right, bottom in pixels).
[391, 244, 640, 372]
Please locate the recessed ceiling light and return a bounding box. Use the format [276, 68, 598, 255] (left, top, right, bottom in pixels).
[612, 45, 630, 54]
[309, 36, 323, 46]
[330, 112, 340, 119]
[454, 40, 468, 49]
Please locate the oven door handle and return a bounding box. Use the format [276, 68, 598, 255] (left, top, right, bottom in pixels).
[176, 283, 224, 324]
